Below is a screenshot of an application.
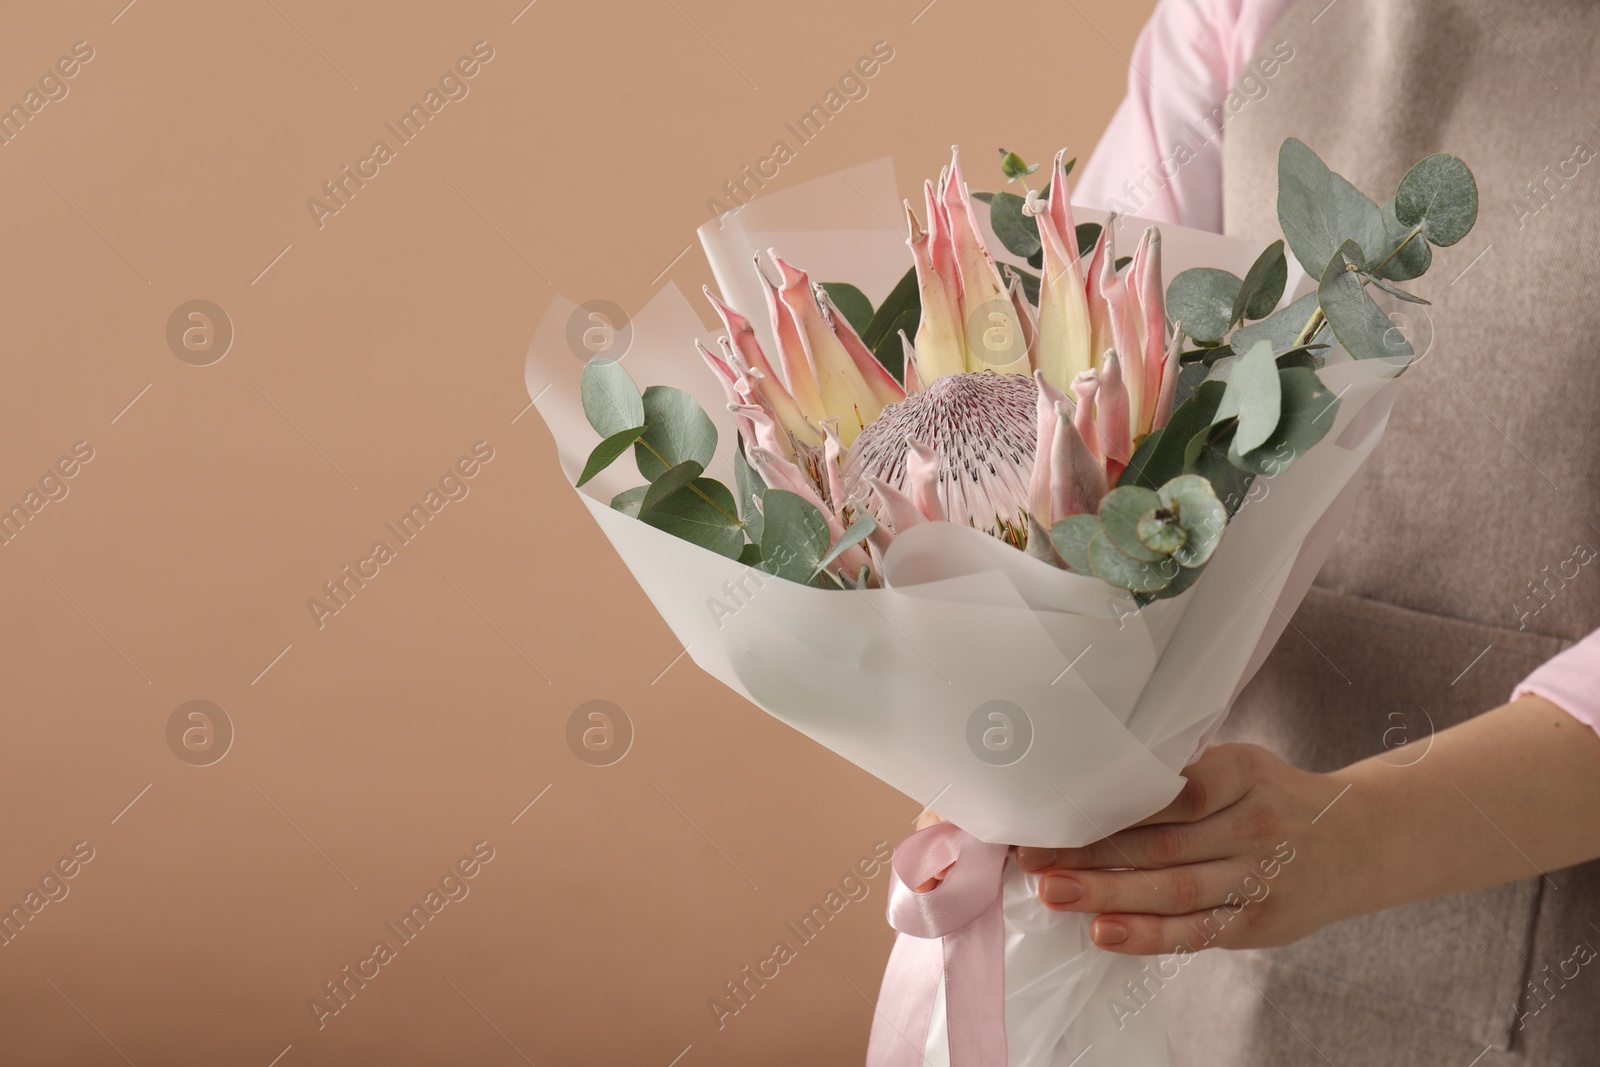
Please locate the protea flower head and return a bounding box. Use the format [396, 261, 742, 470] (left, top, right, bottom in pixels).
[700, 147, 1181, 585]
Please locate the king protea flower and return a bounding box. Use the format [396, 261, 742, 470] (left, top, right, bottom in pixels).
[700, 147, 1184, 584]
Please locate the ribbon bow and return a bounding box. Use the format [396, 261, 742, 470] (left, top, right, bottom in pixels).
[866, 823, 1009, 1066]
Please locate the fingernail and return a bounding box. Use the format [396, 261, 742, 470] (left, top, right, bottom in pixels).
[1016, 847, 1057, 871]
[1093, 919, 1128, 945]
[1040, 874, 1083, 904]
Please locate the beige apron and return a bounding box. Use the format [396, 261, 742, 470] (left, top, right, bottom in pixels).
[1167, 0, 1600, 1062]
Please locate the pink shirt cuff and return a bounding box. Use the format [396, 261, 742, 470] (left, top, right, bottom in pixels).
[1514, 628, 1600, 738]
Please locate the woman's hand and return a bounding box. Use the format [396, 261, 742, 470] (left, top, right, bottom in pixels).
[1016, 743, 1365, 955]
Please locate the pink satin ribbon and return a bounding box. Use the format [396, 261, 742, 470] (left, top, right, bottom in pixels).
[866, 823, 1009, 1067]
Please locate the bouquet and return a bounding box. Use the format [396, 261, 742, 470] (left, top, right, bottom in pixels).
[525, 141, 1477, 1065]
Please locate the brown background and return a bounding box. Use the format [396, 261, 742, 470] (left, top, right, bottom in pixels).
[0, 2, 1153, 1063]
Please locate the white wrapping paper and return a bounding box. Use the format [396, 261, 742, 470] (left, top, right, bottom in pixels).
[523, 159, 1402, 1065]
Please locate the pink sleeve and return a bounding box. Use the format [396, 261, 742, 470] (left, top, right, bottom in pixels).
[1513, 629, 1600, 738]
[1072, 0, 1297, 233]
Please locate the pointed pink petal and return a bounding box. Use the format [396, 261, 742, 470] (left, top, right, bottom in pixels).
[1029, 370, 1068, 522]
[705, 288, 813, 450]
[771, 251, 885, 445]
[942, 147, 1026, 373]
[1152, 324, 1184, 431]
[1007, 270, 1038, 369]
[1084, 217, 1114, 363]
[906, 199, 967, 381]
[904, 437, 947, 522]
[867, 475, 928, 535]
[1100, 242, 1146, 427]
[820, 419, 849, 518]
[1071, 369, 1103, 465]
[900, 330, 925, 393]
[1097, 349, 1133, 478]
[818, 288, 905, 407]
[755, 253, 825, 427]
[1049, 401, 1109, 522]
[1127, 228, 1166, 435]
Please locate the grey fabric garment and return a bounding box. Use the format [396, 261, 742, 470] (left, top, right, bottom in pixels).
[1154, 0, 1600, 1063]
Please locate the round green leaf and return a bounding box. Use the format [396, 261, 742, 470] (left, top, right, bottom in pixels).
[757, 489, 833, 585]
[1088, 529, 1175, 593]
[1136, 509, 1187, 555]
[733, 437, 766, 543]
[1231, 291, 1325, 353]
[1227, 367, 1340, 475]
[1374, 198, 1432, 281]
[1098, 485, 1166, 562]
[862, 266, 921, 349]
[577, 424, 646, 487]
[1075, 222, 1102, 258]
[1318, 241, 1413, 364]
[635, 385, 718, 480]
[640, 460, 706, 514]
[1231, 240, 1288, 324]
[1050, 513, 1099, 574]
[1166, 268, 1242, 346]
[1216, 340, 1282, 455]
[1394, 153, 1478, 247]
[581, 358, 644, 439]
[989, 191, 1041, 258]
[1159, 474, 1226, 567]
[640, 477, 744, 559]
[1147, 562, 1206, 600]
[1276, 137, 1387, 277]
[610, 485, 648, 517]
[819, 282, 874, 338]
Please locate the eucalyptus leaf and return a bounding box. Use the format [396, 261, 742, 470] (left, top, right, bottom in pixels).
[813, 511, 877, 577]
[581, 358, 644, 438]
[1159, 474, 1226, 567]
[1276, 138, 1386, 277]
[1170, 361, 1210, 410]
[1319, 240, 1413, 364]
[819, 283, 874, 337]
[640, 459, 705, 514]
[1098, 485, 1166, 562]
[757, 489, 833, 585]
[1005, 264, 1041, 306]
[1147, 562, 1205, 600]
[635, 385, 718, 479]
[733, 436, 766, 543]
[1228, 367, 1341, 475]
[1216, 340, 1282, 454]
[1122, 380, 1224, 488]
[1368, 275, 1431, 304]
[1232, 291, 1325, 353]
[1232, 240, 1288, 325]
[873, 309, 917, 381]
[971, 191, 995, 204]
[1394, 153, 1478, 247]
[640, 477, 744, 559]
[737, 542, 763, 566]
[1374, 198, 1432, 282]
[577, 425, 645, 487]
[1189, 423, 1254, 514]
[1076, 222, 1102, 258]
[1166, 268, 1243, 345]
[1088, 529, 1175, 593]
[863, 266, 921, 349]
[989, 191, 1041, 258]
[610, 485, 647, 518]
[1050, 514, 1099, 574]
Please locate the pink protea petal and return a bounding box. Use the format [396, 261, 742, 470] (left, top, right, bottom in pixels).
[1097, 349, 1133, 479]
[866, 475, 929, 535]
[1071, 369, 1103, 465]
[904, 437, 947, 522]
[1152, 324, 1184, 432]
[906, 199, 967, 382]
[1006, 270, 1038, 368]
[820, 419, 849, 519]
[1049, 401, 1109, 522]
[1128, 227, 1167, 435]
[1031, 163, 1094, 391]
[818, 287, 905, 408]
[729, 401, 789, 460]
[749, 445, 869, 577]
[771, 251, 885, 446]
[900, 330, 925, 394]
[1100, 239, 1146, 431]
[942, 147, 1027, 375]
[706, 291, 813, 451]
[1029, 370, 1069, 522]
[699, 341, 758, 449]
[1084, 217, 1115, 365]
[756, 253, 825, 425]
[925, 174, 960, 299]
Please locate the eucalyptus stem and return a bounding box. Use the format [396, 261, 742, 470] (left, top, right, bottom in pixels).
[1293, 307, 1326, 348]
[1365, 225, 1424, 278]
